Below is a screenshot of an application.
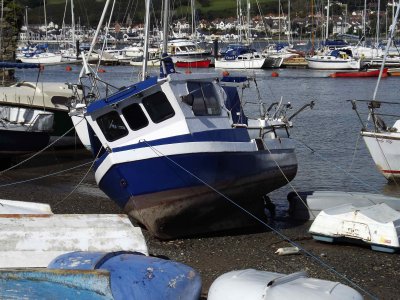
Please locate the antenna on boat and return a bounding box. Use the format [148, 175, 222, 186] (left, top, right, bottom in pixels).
[372, 0, 400, 100]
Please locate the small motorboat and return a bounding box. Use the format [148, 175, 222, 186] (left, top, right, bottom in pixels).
[329, 68, 388, 78]
[208, 269, 363, 300]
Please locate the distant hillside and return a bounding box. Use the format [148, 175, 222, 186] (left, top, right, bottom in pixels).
[16, 0, 384, 27]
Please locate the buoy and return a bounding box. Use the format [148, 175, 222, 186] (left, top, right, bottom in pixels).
[222, 71, 230, 77]
[66, 65, 72, 72]
[98, 68, 106, 73]
[271, 71, 279, 77]
[185, 69, 192, 74]
[39, 64, 44, 71]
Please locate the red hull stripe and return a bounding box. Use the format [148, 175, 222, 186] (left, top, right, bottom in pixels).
[383, 170, 400, 174]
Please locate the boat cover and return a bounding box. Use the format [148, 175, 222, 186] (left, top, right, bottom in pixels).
[208, 269, 362, 300]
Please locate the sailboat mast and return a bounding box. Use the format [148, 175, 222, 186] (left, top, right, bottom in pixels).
[278, 0, 281, 43]
[0, 0, 3, 56]
[376, 0, 380, 46]
[71, 0, 75, 45]
[43, 0, 48, 41]
[325, 0, 329, 40]
[162, 0, 168, 53]
[142, 0, 151, 81]
[288, 0, 291, 45]
[247, 0, 250, 43]
[25, 6, 29, 41]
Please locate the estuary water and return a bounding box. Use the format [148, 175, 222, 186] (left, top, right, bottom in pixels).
[14, 64, 400, 213]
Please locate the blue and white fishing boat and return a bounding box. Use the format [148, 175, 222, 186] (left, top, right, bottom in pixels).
[67, 0, 305, 239]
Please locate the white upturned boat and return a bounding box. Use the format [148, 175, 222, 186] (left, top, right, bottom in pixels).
[208, 269, 363, 300]
[309, 203, 400, 253]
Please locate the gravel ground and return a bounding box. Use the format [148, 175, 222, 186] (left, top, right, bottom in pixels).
[1, 149, 399, 300]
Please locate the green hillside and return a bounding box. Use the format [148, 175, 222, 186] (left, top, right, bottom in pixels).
[16, 0, 376, 27]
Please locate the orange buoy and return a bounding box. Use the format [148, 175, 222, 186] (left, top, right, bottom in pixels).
[185, 69, 192, 74]
[98, 68, 106, 73]
[222, 71, 230, 77]
[66, 65, 72, 72]
[271, 71, 279, 77]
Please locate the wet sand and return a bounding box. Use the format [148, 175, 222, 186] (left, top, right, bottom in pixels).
[1, 149, 398, 299]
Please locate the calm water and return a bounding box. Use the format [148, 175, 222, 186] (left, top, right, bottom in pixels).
[14, 64, 400, 212]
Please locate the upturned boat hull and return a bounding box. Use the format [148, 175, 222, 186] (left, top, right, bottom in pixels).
[97, 140, 297, 239]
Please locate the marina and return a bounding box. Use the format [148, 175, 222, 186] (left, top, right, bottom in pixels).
[0, 62, 399, 299]
[2, 0, 400, 298]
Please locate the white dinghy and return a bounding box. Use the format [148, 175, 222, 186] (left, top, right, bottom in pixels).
[309, 203, 400, 253]
[207, 269, 363, 300]
[287, 190, 400, 220]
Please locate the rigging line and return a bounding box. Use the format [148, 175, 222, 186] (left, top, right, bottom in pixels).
[293, 138, 383, 197]
[53, 146, 103, 208]
[0, 118, 84, 176]
[0, 160, 92, 188]
[347, 131, 362, 173]
[261, 139, 316, 219]
[141, 139, 377, 300]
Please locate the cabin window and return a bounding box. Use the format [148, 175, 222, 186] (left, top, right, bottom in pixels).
[142, 91, 175, 123]
[186, 82, 221, 116]
[96, 110, 128, 142]
[122, 103, 149, 131]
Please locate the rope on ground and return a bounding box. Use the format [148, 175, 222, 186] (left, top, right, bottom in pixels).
[141, 139, 378, 300]
[53, 146, 103, 208]
[347, 132, 362, 173]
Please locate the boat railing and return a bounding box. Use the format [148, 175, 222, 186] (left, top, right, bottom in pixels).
[349, 99, 400, 132]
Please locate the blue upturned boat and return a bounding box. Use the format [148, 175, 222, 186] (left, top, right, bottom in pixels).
[0, 251, 202, 299]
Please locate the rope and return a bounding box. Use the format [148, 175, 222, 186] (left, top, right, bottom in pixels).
[347, 132, 362, 173]
[261, 139, 316, 219]
[0, 160, 92, 188]
[293, 138, 383, 199]
[53, 146, 103, 208]
[141, 139, 378, 300]
[0, 115, 85, 176]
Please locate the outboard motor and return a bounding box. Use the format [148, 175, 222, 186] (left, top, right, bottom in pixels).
[160, 53, 176, 78]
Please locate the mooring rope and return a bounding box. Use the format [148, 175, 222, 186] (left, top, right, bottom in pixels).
[0, 117, 85, 176]
[141, 139, 378, 300]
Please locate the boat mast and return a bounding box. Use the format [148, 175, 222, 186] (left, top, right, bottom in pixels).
[376, 0, 380, 47]
[278, 0, 281, 43]
[25, 6, 29, 41]
[288, 0, 291, 45]
[71, 0, 75, 46]
[162, 0, 168, 53]
[246, 0, 250, 44]
[362, 0, 366, 41]
[142, 0, 151, 81]
[0, 0, 3, 57]
[43, 0, 48, 41]
[373, 0, 400, 100]
[325, 0, 329, 40]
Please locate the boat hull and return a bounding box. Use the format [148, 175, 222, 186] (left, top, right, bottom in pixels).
[306, 56, 360, 70]
[175, 59, 211, 68]
[0, 128, 50, 156]
[362, 131, 400, 181]
[214, 58, 268, 69]
[329, 68, 388, 78]
[97, 142, 297, 239]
